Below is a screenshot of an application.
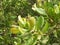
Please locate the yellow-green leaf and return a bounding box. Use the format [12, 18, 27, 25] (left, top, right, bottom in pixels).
[42, 21, 49, 33]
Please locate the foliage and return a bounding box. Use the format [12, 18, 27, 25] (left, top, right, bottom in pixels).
[0, 0, 60, 45]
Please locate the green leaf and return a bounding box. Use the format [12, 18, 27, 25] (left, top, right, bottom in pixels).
[24, 36, 34, 45]
[42, 21, 49, 33]
[32, 4, 47, 15]
[36, 16, 44, 30]
[18, 27, 26, 34]
[24, 36, 37, 45]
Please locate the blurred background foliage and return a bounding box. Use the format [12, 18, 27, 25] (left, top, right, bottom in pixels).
[0, 0, 60, 45]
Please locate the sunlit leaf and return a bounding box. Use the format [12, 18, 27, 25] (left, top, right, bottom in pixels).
[54, 4, 59, 14]
[32, 4, 47, 15]
[18, 15, 26, 28]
